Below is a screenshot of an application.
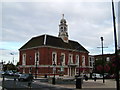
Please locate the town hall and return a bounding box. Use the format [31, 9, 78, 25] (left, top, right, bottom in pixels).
[18, 15, 90, 77]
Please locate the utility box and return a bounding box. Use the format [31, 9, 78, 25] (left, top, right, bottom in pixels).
[76, 77, 82, 89]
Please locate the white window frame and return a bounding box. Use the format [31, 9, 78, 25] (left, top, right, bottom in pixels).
[76, 55, 79, 65]
[89, 56, 94, 67]
[35, 51, 40, 65]
[52, 52, 57, 65]
[106, 57, 110, 62]
[60, 53, 65, 65]
[68, 54, 73, 64]
[82, 55, 85, 66]
[22, 53, 26, 65]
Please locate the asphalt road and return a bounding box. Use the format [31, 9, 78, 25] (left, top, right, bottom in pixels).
[0, 75, 116, 90]
[2, 79, 74, 90]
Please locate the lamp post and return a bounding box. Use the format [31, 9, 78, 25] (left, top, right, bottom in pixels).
[60, 55, 64, 73]
[35, 53, 38, 78]
[111, 1, 119, 90]
[29, 56, 32, 74]
[101, 37, 105, 83]
[97, 37, 108, 83]
[10, 53, 14, 65]
[79, 57, 81, 77]
[52, 63, 56, 84]
[75, 46, 81, 77]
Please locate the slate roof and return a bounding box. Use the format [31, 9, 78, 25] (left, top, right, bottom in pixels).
[20, 34, 89, 53]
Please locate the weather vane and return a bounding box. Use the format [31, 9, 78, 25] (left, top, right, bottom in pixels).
[62, 14, 64, 19]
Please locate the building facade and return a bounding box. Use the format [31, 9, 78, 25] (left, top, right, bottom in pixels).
[18, 16, 89, 77]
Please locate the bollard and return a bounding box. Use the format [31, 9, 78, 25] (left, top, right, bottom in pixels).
[85, 76, 88, 81]
[28, 82, 32, 90]
[14, 78, 16, 90]
[52, 77, 55, 85]
[94, 77, 97, 81]
[44, 74, 47, 78]
[76, 77, 82, 89]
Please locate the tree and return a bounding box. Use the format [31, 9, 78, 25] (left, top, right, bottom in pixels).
[3, 62, 17, 71]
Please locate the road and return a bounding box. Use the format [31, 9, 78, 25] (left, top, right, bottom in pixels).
[0, 75, 116, 90]
[0, 76, 74, 90]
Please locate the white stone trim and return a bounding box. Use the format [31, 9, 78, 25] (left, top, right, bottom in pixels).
[44, 34, 47, 45]
[19, 45, 88, 53]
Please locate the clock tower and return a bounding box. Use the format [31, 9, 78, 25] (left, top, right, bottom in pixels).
[58, 14, 69, 43]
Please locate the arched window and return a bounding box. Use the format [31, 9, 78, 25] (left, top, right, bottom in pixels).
[35, 52, 39, 65]
[22, 53, 26, 65]
[68, 54, 73, 64]
[52, 52, 57, 65]
[76, 55, 79, 65]
[82, 55, 85, 66]
[60, 53, 65, 65]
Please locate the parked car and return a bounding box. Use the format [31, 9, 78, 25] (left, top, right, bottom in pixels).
[0, 71, 4, 77]
[110, 74, 116, 79]
[14, 72, 22, 77]
[18, 73, 33, 81]
[92, 73, 103, 79]
[3, 71, 14, 76]
[0, 71, 4, 74]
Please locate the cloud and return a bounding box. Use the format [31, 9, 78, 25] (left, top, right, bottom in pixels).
[1, 1, 119, 64]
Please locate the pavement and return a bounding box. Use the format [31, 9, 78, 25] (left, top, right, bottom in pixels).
[36, 79, 116, 90]
[0, 76, 117, 90]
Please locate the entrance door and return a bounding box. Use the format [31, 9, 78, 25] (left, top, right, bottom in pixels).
[68, 67, 76, 77]
[71, 67, 75, 76]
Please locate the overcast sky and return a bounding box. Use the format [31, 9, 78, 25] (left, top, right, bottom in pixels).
[0, 0, 119, 64]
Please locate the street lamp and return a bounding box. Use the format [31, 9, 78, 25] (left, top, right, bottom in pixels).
[29, 56, 32, 74]
[60, 55, 64, 73]
[10, 53, 14, 65]
[111, 1, 119, 90]
[75, 46, 81, 77]
[97, 37, 108, 83]
[100, 37, 105, 83]
[52, 63, 56, 84]
[35, 53, 38, 78]
[78, 56, 81, 77]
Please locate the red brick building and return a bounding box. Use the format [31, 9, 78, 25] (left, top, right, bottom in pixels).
[18, 15, 89, 77]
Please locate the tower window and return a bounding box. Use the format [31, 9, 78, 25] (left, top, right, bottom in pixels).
[64, 27, 66, 31]
[61, 27, 63, 29]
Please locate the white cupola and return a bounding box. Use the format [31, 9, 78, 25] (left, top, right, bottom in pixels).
[58, 14, 69, 43]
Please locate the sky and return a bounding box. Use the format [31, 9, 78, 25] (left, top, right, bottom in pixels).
[0, 0, 120, 64]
